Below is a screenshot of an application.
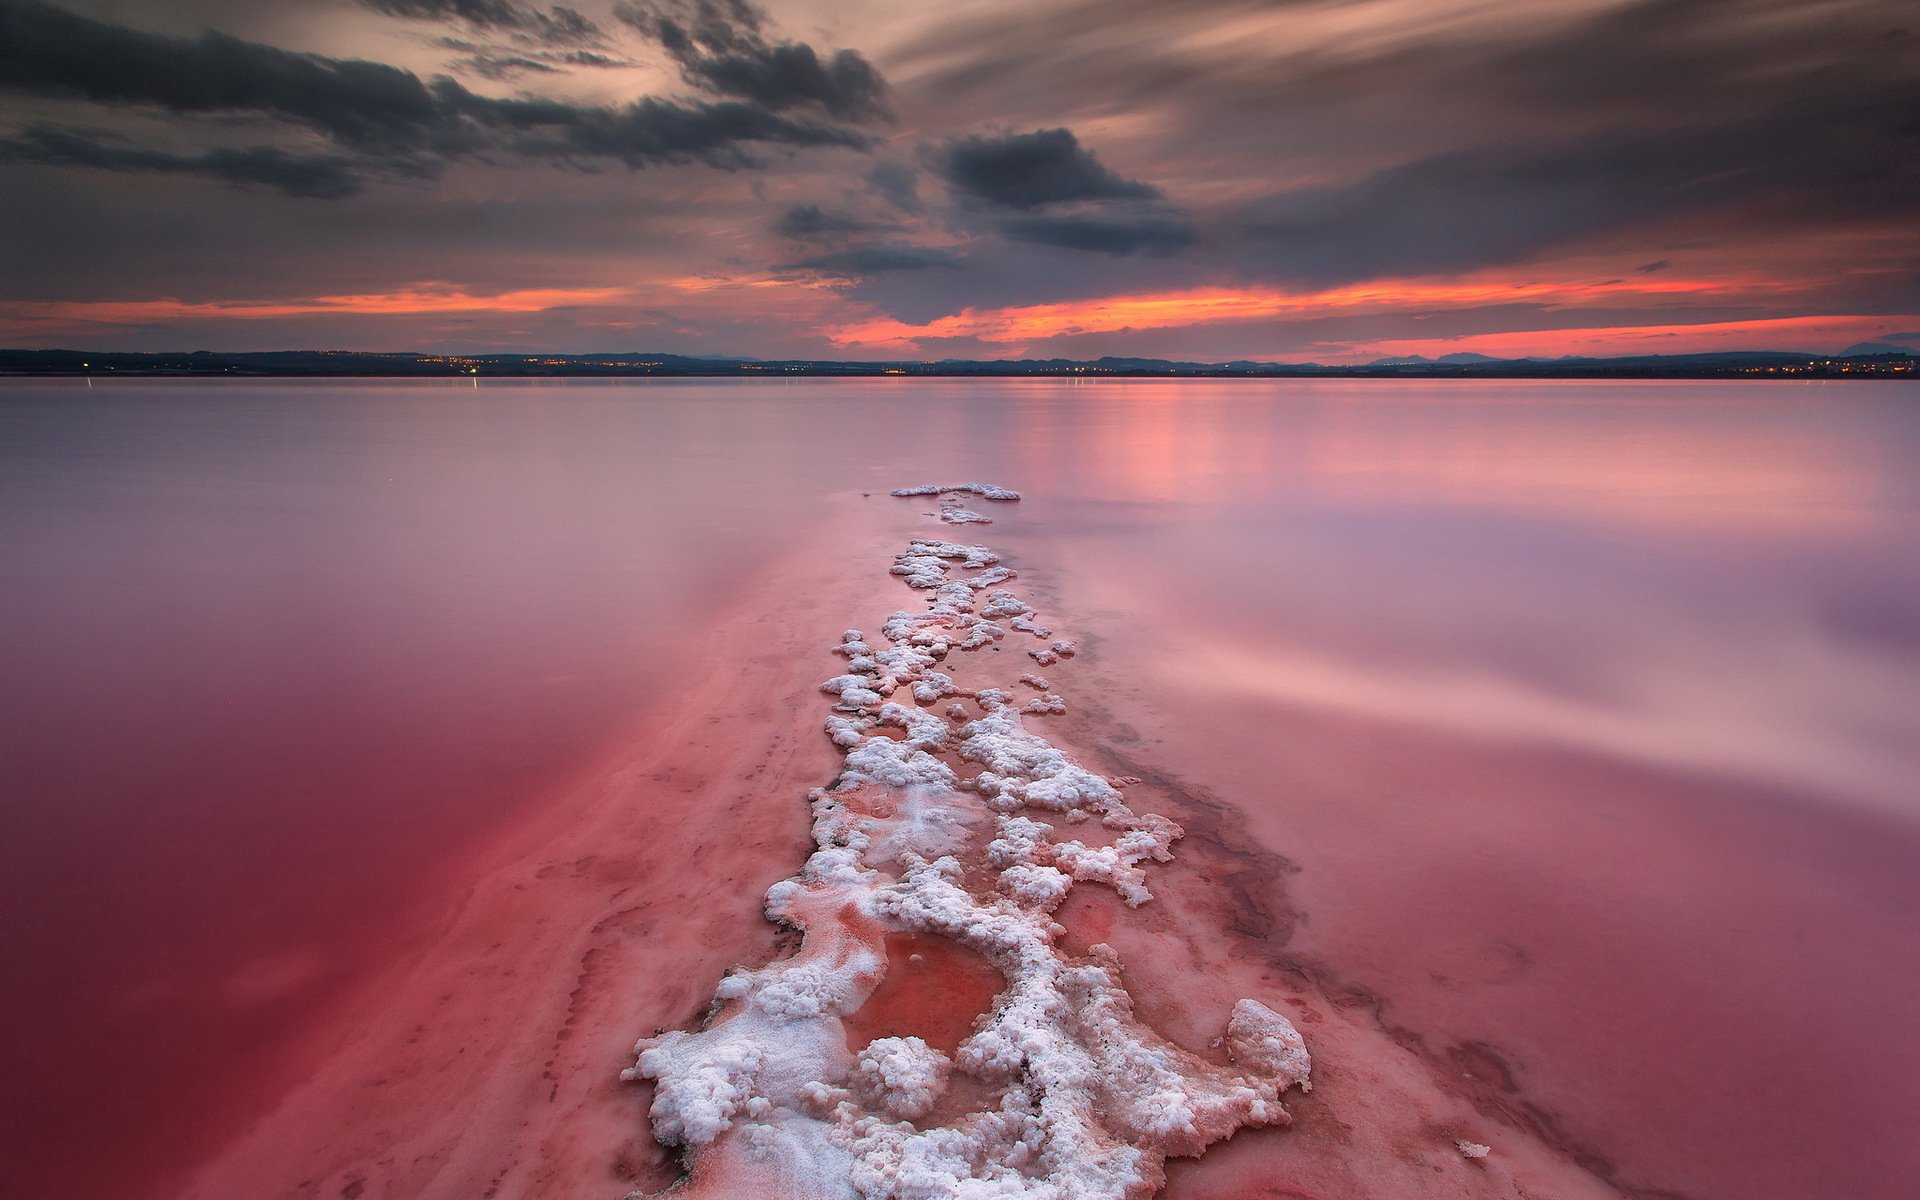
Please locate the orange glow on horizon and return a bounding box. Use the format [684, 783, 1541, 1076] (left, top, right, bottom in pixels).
[827, 274, 1787, 351]
[4, 284, 634, 325]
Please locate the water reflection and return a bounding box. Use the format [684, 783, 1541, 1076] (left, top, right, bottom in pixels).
[1, 377, 1914, 1200]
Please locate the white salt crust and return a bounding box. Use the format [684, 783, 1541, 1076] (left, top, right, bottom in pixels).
[626, 488, 1308, 1199]
[891, 483, 1024, 502]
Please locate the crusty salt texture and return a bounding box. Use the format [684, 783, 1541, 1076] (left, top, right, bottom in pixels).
[626, 485, 1309, 1199]
[890, 483, 1023, 502]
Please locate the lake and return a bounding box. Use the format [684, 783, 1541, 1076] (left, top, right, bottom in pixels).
[1, 377, 1914, 1200]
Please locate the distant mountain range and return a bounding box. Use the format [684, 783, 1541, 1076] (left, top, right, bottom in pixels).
[1, 347, 1913, 379]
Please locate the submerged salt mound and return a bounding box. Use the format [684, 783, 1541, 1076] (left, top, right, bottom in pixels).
[891, 483, 1023, 502]
[627, 486, 1308, 1199]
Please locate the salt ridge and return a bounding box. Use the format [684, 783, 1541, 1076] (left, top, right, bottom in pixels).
[625, 485, 1309, 1198]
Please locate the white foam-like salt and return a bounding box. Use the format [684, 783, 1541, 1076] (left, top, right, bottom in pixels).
[628, 485, 1308, 1199]
[891, 483, 1023, 502]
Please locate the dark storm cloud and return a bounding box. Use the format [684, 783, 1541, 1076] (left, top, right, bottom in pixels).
[495, 93, 869, 166]
[786, 243, 964, 276]
[616, 1, 891, 122]
[899, 0, 1920, 286]
[1238, 81, 1920, 283]
[612, 0, 765, 55]
[359, 0, 604, 46]
[997, 211, 1196, 255]
[866, 160, 923, 214]
[435, 37, 631, 77]
[0, 0, 878, 192]
[0, 0, 451, 153]
[680, 42, 888, 122]
[455, 52, 560, 80]
[556, 50, 627, 68]
[362, 0, 530, 31]
[937, 128, 1158, 210]
[0, 124, 376, 198]
[774, 203, 895, 241]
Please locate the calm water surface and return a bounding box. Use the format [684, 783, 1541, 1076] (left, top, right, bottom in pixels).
[1, 378, 1914, 1200]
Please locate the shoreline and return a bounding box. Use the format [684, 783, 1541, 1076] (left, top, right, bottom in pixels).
[177, 509, 904, 1199]
[178, 488, 1666, 1200]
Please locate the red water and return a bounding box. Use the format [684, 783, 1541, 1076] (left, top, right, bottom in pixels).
[843, 933, 1006, 1056]
[2, 378, 1916, 1200]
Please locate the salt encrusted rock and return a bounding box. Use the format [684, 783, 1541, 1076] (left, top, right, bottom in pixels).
[981, 590, 1031, 618]
[1022, 694, 1066, 715]
[630, 485, 1308, 1200]
[1457, 1140, 1493, 1160]
[850, 1037, 952, 1121]
[891, 483, 1023, 502]
[842, 737, 958, 790]
[1000, 863, 1072, 910]
[820, 674, 885, 710]
[824, 714, 871, 748]
[985, 815, 1053, 868]
[904, 539, 999, 567]
[891, 555, 951, 588]
[1226, 999, 1313, 1088]
[877, 702, 950, 749]
[628, 1031, 765, 1146]
[909, 671, 958, 705]
[1010, 613, 1052, 637]
[963, 566, 1017, 589]
[959, 708, 1122, 815]
[832, 630, 872, 657]
[938, 508, 992, 525]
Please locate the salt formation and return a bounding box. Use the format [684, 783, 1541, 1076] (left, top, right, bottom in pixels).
[625, 484, 1309, 1199]
[892, 484, 1021, 527]
[891, 483, 1024, 502]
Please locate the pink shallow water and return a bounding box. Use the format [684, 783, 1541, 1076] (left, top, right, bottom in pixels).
[2, 377, 1917, 1200]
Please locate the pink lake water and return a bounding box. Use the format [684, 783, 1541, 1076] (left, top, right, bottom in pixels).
[1, 377, 1915, 1200]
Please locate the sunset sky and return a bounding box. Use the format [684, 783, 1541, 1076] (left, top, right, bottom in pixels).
[2, 0, 1917, 361]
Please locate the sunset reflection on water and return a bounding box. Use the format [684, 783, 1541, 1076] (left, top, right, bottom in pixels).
[2, 377, 1914, 1200]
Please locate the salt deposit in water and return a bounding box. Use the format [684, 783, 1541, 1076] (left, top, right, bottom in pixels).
[625, 484, 1309, 1199]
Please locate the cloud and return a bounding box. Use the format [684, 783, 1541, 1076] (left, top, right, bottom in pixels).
[866, 160, 923, 213]
[612, 0, 765, 54]
[775, 203, 895, 241]
[998, 211, 1196, 255]
[0, 124, 380, 198]
[6, 283, 635, 324]
[894, 0, 1920, 288]
[362, 0, 531, 31]
[936, 127, 1158, 210]
[825, 273, 1771, 348]
[681, 42, 888, 122]
[453, 52, 560, 80]
[0, 0, 452, 154]
[359, 0, 605, 47]
[787, 244, 964, 277]
[0, 0, 877, 192]
[616, 0, 891, 123]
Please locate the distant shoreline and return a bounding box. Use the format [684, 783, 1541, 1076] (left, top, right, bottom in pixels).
[2, 348, 1914, 381]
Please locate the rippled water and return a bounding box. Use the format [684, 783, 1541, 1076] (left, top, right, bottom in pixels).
[2, 377, 1914, 1199]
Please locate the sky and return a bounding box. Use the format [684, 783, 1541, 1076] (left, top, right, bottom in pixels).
[1, 0, 1917, 362]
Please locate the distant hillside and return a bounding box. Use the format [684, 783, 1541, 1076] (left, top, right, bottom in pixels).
[1, 347, 1913, 380]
